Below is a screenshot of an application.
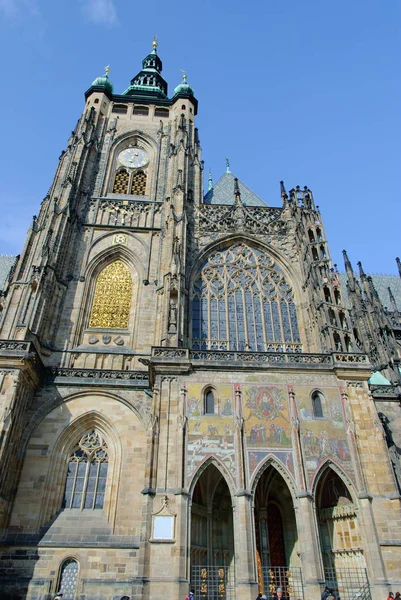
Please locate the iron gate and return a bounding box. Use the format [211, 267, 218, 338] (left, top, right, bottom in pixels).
[190, 566, 235, 600]
[261, 566, 304, 600]
[324, 567, 371, 600]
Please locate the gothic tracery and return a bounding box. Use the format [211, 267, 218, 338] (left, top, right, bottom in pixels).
[191, 243, 301, 351]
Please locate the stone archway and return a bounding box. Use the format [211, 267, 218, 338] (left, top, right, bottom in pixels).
[316, 468, 368, 596]
[190, 463, 234, 599]
[254, 465, 302, 599]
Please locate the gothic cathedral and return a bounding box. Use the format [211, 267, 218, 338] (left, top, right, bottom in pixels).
[0, 42, 400, 600]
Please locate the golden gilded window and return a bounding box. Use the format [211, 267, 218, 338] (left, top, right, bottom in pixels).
[131, 170, 147, 195]
[89, 260, 132, 329]
[113, 169, 129, 194]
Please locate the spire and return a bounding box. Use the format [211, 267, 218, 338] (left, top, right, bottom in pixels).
[397, 257, 401, 278]
[226, 157, 231, 173]
[280, 181, 288, 204]
[123, 39, 168, 98]
[208, 170, 213, 191]
[343, 250, 356, 292]
[388, 287, 399, 314]
[357, 261, 366, 279]
[234, 177, 241, 202]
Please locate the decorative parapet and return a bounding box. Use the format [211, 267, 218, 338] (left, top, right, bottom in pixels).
[151, 347, 369, 370]
[88, 197, 162, 229]
[46, 367, 149, 388]
[196, 203, 285, 235]
[370, 384, 401, 400]
[0, 340, 31, 353]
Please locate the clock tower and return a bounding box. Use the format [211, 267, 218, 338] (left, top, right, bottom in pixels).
[0, 41, 400, 600]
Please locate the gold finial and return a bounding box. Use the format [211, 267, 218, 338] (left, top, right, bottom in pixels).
[152, 35, 158, 49]
[180, 68, 187, 83]
[105, 65, 110, 75]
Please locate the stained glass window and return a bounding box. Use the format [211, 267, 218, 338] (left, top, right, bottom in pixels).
[63, 431, 108, 511]
[191, 243, 301, 352]
[58, 559, 79, 600]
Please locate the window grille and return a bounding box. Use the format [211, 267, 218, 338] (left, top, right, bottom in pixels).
[191, 243, 301, 351]
[133, 105, 149, 116]
[112, 104, 128, 114]
[63, 430, 108, 510]
[131, 170, 147, 195]
[58, 559, 79, 600]
[113, 169, 129, 194]
[155, 108, 169, 117]
[89, 260, 132, 329]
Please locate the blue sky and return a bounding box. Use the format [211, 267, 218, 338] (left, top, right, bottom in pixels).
[0, 0, 400, 274]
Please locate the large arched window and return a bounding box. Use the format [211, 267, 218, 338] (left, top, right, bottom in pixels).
[131, 170, 147, 195]
[89, 260, 132, 329]
[58, 559, 79, 599]
[113, 169, 129, 194]
[191, 243, 301, 351]
[63, 430, 108, 510]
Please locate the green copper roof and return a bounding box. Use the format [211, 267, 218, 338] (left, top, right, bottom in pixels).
[204, 171, 268, 207]
[122, 41, 168, 98]
[173, 74, 194, 97]
[91, 71, 113, 93]
[368, 371, 391, 385]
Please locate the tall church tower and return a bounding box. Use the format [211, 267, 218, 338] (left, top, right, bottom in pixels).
[0, 43, 400, 600]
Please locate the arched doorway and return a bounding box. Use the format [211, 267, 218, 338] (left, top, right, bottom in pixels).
[190, 464, 234, 600]
[316, 468, 368, 597]
[254, 465, 302, 599]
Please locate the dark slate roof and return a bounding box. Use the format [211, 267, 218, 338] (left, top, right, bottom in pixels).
[204, 172, 267, 207]
[339, 273, 401, 311]
[0, 256, 15, 291]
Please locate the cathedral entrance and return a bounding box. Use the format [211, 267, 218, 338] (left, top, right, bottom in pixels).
[190, 464, 234, 600]
[254, 465, 303, 599]
[317, 469, 370, 600]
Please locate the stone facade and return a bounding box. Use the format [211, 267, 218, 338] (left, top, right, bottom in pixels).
[0, 44, 400, 600]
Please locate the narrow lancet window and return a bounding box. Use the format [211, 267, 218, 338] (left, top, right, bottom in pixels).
[312, 391, 324, 418]
[204, 390, 215, 414]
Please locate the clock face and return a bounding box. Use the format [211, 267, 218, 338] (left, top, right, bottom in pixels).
[118, 148, 149, 169]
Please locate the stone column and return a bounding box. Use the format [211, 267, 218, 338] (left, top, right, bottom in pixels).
[296, 493, 323, 599]
[234, 492, 258, 600]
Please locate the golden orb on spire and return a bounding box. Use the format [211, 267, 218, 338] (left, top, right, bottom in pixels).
[152, 35, 158, 49]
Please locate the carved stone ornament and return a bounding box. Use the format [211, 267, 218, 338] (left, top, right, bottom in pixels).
[102, 335, 111, 344]
[114, 335, 124, 346]
[88, 336, 99, 345]
[196, 204, 286, 236]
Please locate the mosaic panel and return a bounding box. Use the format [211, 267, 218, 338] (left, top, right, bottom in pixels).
[295, 386, 353, 482]
[243, 385, 291, 448]
[186, 383, 235, 479]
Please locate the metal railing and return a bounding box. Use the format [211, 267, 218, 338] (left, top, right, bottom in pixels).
[324, 567, 371, 600]
[190, 566, 235, 600]
[261, 566, 304, 600]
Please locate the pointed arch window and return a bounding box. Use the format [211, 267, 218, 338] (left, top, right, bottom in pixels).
[191, 243, 301, 351]
[204, 389, 215, 414]
[89, 260, 132, 329]
[63, 430, 108, 510]
[312, 391, 324, 418]
[113, 169, 129, 194]
[58, 559, 79, 599]
[131, 170, 147, 195]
